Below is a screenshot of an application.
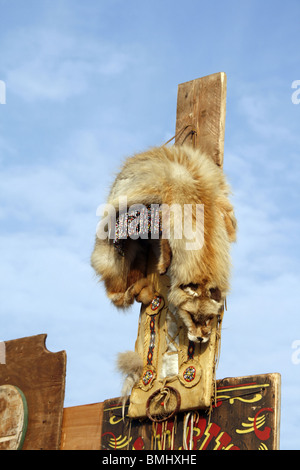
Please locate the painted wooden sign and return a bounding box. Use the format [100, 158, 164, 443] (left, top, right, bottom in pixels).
[0, 385, 28, 450]
[101, 373, 281, 451]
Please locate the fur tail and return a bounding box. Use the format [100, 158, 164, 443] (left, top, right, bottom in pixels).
[116, 350, 143, 419]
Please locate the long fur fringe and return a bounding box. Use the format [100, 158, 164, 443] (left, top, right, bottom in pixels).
[116, 351, 143, 419]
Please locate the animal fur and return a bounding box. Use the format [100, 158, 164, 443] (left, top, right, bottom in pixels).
[116, 350, 143, 417]
[91, 145, 237, 342]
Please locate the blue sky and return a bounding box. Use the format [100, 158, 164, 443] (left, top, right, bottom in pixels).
[0, 0, 300, 450]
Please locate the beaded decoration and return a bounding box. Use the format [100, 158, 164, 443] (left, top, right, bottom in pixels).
[183, 366, 196, 383]
[187, 341, 195, 360]
[112, 204, 162, 256]
[142, 369, 154, 386]
[151, 296, 162, 311]
[147, 316, 156, 365]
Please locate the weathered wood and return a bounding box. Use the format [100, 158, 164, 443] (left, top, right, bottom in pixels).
[0, 385, 28, 450]
[0, 334, 66, 450]
[175, 72, 227, 166]
[101, 373, 281, 450]
[60, 403, 103, 450]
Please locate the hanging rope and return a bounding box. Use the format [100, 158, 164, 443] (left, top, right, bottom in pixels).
[162, 124, 197, 147]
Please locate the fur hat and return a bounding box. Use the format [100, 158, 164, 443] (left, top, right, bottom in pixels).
[91, 145, 236, 320]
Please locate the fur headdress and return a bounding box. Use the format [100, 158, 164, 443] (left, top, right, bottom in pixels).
[91, 145, 236, 320]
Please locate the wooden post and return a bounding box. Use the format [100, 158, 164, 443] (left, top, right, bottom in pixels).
[126, 72, 228, 420]
[175, 72, 227, 166]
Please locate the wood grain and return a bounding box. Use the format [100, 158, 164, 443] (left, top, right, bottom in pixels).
[60, 403, 103, 450]
[175, 72, 227, 166]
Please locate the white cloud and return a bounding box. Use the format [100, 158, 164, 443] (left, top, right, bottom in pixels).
[2, 27, 133, 102]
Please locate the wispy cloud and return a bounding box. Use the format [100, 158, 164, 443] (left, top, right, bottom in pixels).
[2, 27, 133, 102]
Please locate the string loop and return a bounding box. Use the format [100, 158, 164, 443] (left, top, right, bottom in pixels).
[162, 124, 197, 147]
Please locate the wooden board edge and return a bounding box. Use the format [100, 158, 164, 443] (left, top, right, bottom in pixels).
[269, 372, 281, 450]
[60, 402, 104, 450]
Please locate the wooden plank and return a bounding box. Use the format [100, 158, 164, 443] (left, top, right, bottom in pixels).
[0, 334, 66, 450]
[60, 403, 103, 450]
[175, 72, 227, 166]
[100, 373, 281, 450]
